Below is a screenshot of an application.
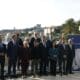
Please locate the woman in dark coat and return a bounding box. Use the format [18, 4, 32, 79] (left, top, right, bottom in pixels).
[49, 41, 59, 76]
[20, 40, 31, 77]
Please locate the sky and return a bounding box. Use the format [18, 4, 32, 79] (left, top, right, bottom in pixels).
[0, 0, 80, 30]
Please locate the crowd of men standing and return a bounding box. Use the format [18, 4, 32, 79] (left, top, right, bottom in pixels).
[0, 33, 75, 80]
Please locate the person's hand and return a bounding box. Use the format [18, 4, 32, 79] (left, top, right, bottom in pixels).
[63, 55, 67, 58]
[0, 53, 4, 56]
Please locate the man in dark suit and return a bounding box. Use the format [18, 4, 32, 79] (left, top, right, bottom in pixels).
[31, 39, 41, 77]
[58, 39, 68, 75]
[39, 40, 48, 75]
[16, 33, 23, 70]
[29, 37, 35, 75]
[39, 36, 49, 75]
[67, 39, 75, 74]
[7, 34, 18, 77]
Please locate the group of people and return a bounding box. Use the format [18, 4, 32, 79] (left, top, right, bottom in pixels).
[0, 33, 75, 79]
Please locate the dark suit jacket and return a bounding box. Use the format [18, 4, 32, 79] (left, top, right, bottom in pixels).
[7, 41, 18, 61]
[39, 43, 48, 61]
[16, 38, 23, 59]
[67, 44, 75, 59]
[58, 44, 69, 60]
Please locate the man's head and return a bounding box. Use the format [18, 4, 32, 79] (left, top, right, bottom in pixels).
[68, 39, 73, 44]
[42, 36, 46, 42]
[12, 34, 17, 41]
[35, 33, 39, 39]
[15, 32, 20, 38]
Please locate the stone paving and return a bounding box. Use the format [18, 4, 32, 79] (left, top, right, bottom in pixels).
[6, 72, 80, 80]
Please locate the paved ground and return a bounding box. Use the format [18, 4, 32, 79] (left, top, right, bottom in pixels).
[4, 66, 80, 80]
[6, 72, 80, 80]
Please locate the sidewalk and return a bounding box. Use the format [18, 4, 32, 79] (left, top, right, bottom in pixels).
[5, 72, 80, 80]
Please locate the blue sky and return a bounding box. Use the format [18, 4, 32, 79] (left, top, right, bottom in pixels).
[0, 0, 80, 30]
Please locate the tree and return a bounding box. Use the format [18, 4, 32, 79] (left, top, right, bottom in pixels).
[61, 18, 78, 35]
[76, 20, 80, 32]
[77, 20, 80, 26]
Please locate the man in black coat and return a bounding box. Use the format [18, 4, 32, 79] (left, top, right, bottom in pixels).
[29, 37, 35, 74]
[31, 39, 41, 77]
[39, 36, 49, 75]
[58, 40, 68, 75]
[7, 34, 18, 77]
[39, 42, 48, 75]
[67, 39, 75, 74]
[16, 33, 23, 70]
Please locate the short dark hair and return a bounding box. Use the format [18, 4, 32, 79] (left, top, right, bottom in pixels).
[15, 32, 19, 37]
[12, 34, 16, 39]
